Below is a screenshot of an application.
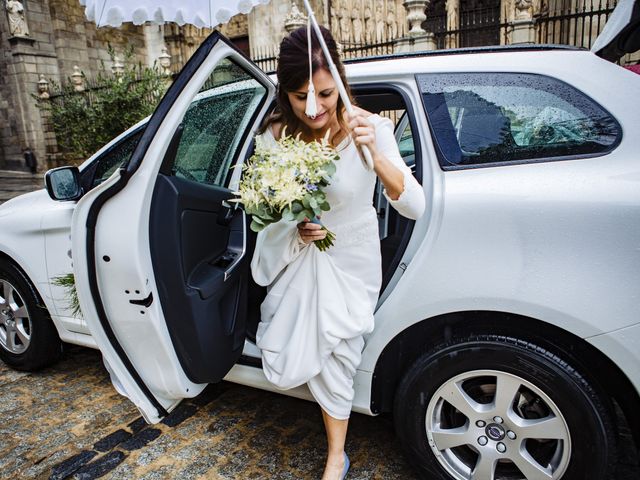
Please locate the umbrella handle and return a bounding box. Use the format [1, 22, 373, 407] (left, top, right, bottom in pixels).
[302, 0, 375, 171]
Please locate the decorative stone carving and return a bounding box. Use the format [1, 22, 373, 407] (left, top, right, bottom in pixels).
[375, 0, 385, 42]
[71, 66, 85, 92]
[511, 0, 535, 43]
[5, 0, 29, 37]
[37, 75, 50, 99]
[159, 47, 171, 75]
[111, 55, 125, 79]
[403, 0, 428, 36]
[351, 5, 363, 43]
[445, 0, 459, 48]
[515, 0, 533, 20]
[338, 0, 352, 42]
[364, 2, 374, 43]
[284, 2, 307, 33]
[387, 1, 398, 40]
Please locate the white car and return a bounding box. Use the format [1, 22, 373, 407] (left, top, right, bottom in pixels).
[1, 16, 639, 480]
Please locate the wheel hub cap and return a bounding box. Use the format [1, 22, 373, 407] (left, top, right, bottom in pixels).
[425, 369, 571, 480]
[0, 278, 32, 354]
[485, 423, 505, 441]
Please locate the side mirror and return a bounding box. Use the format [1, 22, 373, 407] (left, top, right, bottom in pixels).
[45, 166, 83, 201]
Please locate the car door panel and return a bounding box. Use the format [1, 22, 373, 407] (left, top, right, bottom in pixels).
[71, 32, 274, 423]
[149, 174, 247, 383]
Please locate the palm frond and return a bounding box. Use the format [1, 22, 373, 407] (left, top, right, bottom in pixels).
[51, 273, 82, 318]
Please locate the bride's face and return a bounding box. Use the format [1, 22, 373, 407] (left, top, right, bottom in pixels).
[287, 67, 340, 134]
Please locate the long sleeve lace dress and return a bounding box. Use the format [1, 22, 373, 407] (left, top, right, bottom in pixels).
[250, 114, 425, 419]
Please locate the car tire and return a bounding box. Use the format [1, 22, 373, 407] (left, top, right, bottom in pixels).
[0, 258, 62, 371]
[393, 334, 617, 480]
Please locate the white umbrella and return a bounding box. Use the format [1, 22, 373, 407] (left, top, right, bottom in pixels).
[78, 0, 375, 169]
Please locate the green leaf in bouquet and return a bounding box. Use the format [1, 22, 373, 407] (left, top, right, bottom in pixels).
[302, 195, 311, 209]
[296, 209, 312, 222]
[291, 201, 304, 214]
[250, 219, 266, 232]
[320, 201, 331, 211]
[282, 207, 294, 221]
[323, 162, 336, 176]
[309, 197, 318, 209]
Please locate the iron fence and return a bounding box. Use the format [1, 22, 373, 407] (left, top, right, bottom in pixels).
[536, 0, 618, 49]
[251, 39, 397, 73]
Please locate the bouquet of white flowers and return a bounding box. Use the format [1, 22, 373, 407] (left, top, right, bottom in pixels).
[232, 128, 340, 251]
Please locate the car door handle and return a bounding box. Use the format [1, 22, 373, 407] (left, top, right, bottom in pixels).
[223, 211, 246, 281]
[217, 200, 239, 226]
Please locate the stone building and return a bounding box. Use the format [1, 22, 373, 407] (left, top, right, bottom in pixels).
[0, 0, 631, 172]
[0, 0, 247, 171]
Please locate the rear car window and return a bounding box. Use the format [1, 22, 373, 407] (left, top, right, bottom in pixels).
[417, 73, 621, 169]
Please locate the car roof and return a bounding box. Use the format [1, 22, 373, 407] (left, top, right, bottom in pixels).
[342, 43, 583, 65]
[340, 45, 613, 81]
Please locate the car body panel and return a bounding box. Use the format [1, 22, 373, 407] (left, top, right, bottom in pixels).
[343, 49, 640, 367]
[587, 321, 640, 394]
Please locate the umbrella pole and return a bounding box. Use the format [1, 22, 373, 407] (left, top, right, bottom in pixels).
[301, 0, 374, 170]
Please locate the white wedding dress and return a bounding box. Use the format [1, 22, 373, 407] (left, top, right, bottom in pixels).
[250, 114, 425, 419]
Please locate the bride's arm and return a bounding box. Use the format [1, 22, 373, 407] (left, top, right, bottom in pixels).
[348, 111, 425, 220]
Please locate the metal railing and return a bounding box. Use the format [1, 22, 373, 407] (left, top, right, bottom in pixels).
[535, 0, 618, 49]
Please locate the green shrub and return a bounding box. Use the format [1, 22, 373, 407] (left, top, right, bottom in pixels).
[36, 45, 169, 162]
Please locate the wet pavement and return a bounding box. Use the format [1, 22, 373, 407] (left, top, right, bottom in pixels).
[1, 346, 638, 480]
[0, 346, 418, 480]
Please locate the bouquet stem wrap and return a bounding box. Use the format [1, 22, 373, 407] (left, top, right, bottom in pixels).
[310, 217, 335, 251]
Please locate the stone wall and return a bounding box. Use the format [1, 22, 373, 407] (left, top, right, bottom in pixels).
[1, 0, 152, 171]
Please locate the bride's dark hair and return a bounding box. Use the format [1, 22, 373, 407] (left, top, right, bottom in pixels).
[258, 25, 354, 146]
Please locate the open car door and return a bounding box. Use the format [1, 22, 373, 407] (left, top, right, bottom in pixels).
[71, 32, 274, 423]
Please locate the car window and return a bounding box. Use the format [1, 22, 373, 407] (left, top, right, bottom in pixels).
[418, 73, 621, 168]
[169, 58, 268, 187]
[395, 114, 415, 169]
[92, 129, 144, 187]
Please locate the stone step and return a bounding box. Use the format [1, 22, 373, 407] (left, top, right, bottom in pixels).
[0, 170, 45, 204]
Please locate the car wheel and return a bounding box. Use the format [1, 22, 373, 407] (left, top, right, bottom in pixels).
[0, 259, 61, 371]
[393, 334, 617, 480]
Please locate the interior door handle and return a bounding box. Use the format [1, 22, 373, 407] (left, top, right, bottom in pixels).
[217, 200, 239, 226]
[223, 211, 246, 281]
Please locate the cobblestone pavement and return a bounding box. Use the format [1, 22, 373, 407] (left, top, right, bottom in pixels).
[1, 346, 638, 480]
[1, 347, 418, 480]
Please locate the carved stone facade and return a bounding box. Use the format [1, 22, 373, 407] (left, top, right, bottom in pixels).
[328, 0, 407, 44]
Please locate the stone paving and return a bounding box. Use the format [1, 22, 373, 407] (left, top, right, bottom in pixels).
[0, 171, 44, 204]
[0, 346, 419, 480]
[1, 346, 639, 480]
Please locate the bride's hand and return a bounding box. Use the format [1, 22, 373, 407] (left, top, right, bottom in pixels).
[297, 218, 328, 244]
[348, 108, 378, 157]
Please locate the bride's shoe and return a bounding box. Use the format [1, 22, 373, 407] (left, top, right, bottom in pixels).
[340, 452, 350, 480]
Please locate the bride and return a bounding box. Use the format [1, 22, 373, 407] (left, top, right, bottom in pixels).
[250, 24, 425, 480]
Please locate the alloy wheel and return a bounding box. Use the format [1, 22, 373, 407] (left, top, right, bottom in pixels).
[425, 369, 571, 480]
[0, 279, 32, 354]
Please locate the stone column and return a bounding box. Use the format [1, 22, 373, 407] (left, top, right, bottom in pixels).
[510, 0, 535, 44]
[396, 0, 436, 52]
[144, 24, 165, 69]
[445, 0, 459, 48]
